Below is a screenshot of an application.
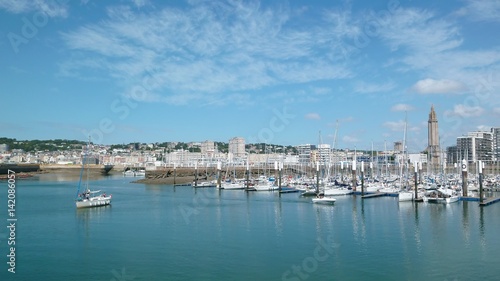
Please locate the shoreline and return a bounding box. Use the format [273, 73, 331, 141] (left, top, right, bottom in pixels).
[132, 176, 196, 185]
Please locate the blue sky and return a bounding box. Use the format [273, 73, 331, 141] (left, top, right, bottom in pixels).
[1, 0, 500, 152]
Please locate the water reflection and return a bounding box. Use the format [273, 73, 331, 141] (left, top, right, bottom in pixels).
[479, 206, 486, 249]
[352, 196, 366, 246]
[76, 206, 112, 241]
[274, 198, 283, 237]
[462, 202, 470, 246]
[37, 172, 110, 182]
[313, 202, 334, 235]
[414, 202, 421, 253]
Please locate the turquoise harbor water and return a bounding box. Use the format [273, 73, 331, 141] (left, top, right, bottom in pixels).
[1, 175, 499, 281]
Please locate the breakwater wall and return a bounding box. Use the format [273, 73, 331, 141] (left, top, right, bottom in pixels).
[0, 164, 40, 175]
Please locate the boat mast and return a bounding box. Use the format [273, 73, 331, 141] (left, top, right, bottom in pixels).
[332, 120, 338, 179]
[86, 136, 90, 192]
[399, 112, 408, 191]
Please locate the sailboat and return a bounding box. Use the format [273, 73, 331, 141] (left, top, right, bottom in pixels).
[312, 195, 337, 205]
[398, 112, 415, 202]
[75, 139, 112, 208]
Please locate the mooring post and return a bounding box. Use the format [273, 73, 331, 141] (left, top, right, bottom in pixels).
[352, 160, 357, 192]
[217, 161, 222, 189]
[461, 159, 468, 197]
[245, 160, 249, 192]
[369, 162, 373, 181]
[173, 163, 177, 186]
[279, 162, 282, 196]
[414, 162, 418, 200]
[340, 161, 344, 184]
[479, 160, 484, 204]
[418, 162, 422, 184]
[194, 162, 198, 188]
[314, 162, 319, 194]
[361, 161, 364, 196]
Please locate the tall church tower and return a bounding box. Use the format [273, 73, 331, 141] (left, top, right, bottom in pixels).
[427, 105, 440, 167]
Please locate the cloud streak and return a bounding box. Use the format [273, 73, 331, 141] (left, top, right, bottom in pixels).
[0, 0, 69, 17]
[60, 2, 353, 105]
[410, 78, 467, 94]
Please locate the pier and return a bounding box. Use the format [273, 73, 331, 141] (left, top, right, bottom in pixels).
[360, 192, 399, 199]
[479, 197, 500, 206]
[460, 197, 480, 202]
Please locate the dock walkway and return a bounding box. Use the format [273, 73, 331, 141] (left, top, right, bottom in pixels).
[480, 197, 500, 206]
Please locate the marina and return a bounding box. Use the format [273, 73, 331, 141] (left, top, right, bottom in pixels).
[1, 1, 500, 279]
[1, 173, 500, 280]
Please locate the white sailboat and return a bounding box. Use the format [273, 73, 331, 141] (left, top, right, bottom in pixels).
[75, 139, 112, 209]
[312, 195, 336, 205]
[324, 187, 352, 196]
[398, 112, 415, 202]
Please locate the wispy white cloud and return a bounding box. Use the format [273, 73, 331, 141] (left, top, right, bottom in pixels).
[391, 104, 414, 111]
[0, 0, 68, 17]
[131, 0, 151, 8]
[305, 113, 321, 120]
[410, 78, 467, 94]
[445, 104, 485, 117]
[377, 8, 462, 54]
[383, 120, 419, 132]
[342, 135, 359, 143]
[353, 81, 396, 94]
[476, 125, 491, 132]
[377, 6, 500, 104]
[60, 2, 356, 106]
[461, 0, 500, 23]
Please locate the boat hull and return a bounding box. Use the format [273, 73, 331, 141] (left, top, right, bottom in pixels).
[425, 196, 459, 204]
[324, 188, 353, 196]
[446, 196, 459, 204]
[312, 198, 336, 204]
[398, 192, 414, 202]
[221, 184, 245, 190]
[76, 196, 112, 208]
[253, 185, 279, 191]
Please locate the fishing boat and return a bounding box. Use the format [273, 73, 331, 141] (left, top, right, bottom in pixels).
[101, 163, 114, 175]
[422, 188, 459, 204]
[398, 191, 414, 202]
[123, 169, 135, 176]
[324, 187, 353, 196]
[194, 181, 217, 188]
[301, 188, 323, 197]
[134, 169, 146, 177]
[221, 181, 245, 190]
[312, 195, 336, 205]
[75, 139, 112, 209]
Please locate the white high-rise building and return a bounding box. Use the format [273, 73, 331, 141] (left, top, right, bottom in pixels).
[297, 144, 314, 164]
[200, 140, 215, 157]
[492, 127, 500, 161]
[317, 144, 331, 164]
[228, 137, 246, 158]
[456, 131, 493, 162]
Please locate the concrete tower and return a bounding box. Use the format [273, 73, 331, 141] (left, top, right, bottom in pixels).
[427, 105, 440, 167]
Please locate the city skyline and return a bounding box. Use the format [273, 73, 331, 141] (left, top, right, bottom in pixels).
[2, 0, 500, 151]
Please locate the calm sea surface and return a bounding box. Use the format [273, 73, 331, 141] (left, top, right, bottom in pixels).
[1, 174, 499, 281]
